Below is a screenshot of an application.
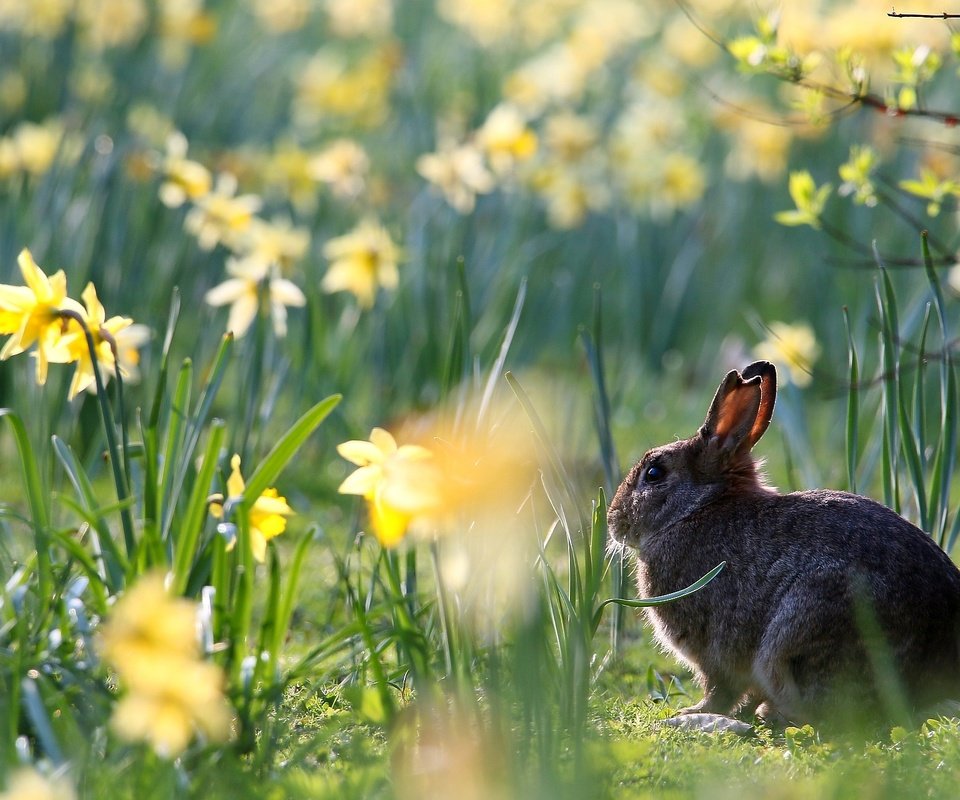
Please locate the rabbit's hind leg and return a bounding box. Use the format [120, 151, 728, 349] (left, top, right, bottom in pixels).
[752, 574, 859, 724]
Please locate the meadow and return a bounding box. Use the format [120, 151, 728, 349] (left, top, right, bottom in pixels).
[2, 0, 960, 797]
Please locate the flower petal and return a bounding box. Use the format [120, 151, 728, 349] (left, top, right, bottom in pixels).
[336, 439, 385, 466]
[369, 427, 397, 455]
[204, 278, 250, 307]
[225, 293, 259, 339]
[337, 464, 381, 496]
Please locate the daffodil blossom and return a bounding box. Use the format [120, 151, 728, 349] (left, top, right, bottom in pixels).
[321, 219, 400, 308]
[59, 282, 150, 400]
[416, 139, 495, 213]
[184, 173, 262, 251]
[158, 131, 212, 208]
[97, 573, 233, 758]
[0, 767, 76, 800]
[204, 257, 306, 338]
[211, 454, 294, 562]
[0, 249, 82, 384]
[753, 321, 821, 388]
[337, 427, 442, 547]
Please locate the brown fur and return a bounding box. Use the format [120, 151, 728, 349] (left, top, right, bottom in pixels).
[607, 361, 960, 728]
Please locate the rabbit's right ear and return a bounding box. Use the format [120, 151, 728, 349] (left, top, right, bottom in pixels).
[701, 366, 770, 455]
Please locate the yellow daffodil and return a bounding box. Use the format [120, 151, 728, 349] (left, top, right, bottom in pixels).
[97, 573, 233, 758]
[293, 48, 395, 128]
[212, 454, 294, 562]
[158, 131, 212, 208]
[325, 0, 393, 38]
[337, 427, 442, 547]
[753, 321, 821, 388]
[416, 139, 495, 213]
[0, 767, 76, 800]
[204, 257, 306, 339]
[238, 217, 310, 273]
[543, 111, 599, 163]
[0, 249, 82, 385]
[59, 282, 150, 400]
[308, 138, 369, 198]
[11, 119, 65, 176]
[476, 103, 538, 176]
[321, 219, 400, 308]
[184, 173, 262, 251]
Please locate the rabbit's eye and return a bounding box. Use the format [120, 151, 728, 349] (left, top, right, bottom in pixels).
[643, 463, 666, 483]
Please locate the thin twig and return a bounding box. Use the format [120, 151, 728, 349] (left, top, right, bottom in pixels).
[888, 10, 960, 19]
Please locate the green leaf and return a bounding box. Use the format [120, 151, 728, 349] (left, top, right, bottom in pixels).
[52, 436, 126, 589]
[243, 394, 342, 501]
[0, 409, 51, 607]
[591, 562, 726, 634]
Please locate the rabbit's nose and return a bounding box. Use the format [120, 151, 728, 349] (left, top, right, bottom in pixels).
[606, 504, 629, 543]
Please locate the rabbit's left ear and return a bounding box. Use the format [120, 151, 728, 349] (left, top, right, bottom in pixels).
[740, 360, 777, 447]
[702, 361, 776, 454]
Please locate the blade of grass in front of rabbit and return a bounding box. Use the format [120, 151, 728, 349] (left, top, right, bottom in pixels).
[874, 270, 901, 514]
[850, 575, 911, 728]
[580, 284, 626, 652]
[843, 306, 860, 494]
[922, 232, 958, 546]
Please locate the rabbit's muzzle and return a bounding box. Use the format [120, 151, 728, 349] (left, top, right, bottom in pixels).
[607, 462, 643, 546]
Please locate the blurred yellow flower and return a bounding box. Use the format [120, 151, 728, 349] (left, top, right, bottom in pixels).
[212, 454, 295, 562]
[321, 219, 400, 308]
[60, 282, 150, 401]
[654, 152, 706, 217]
[204, 257, 306, 338]
[532, 160, 609, 229]
[476, 103, 537, 176]
[337, 427, 441, 547]
[753, 321, 821, 388]
[0, 767, 75, 800]
[240, 216, 311, 272]
[184, 173, 262, 250]
[12, 119, 65, 177]
[0, 0, 72, 39]
[504, 44, 588, 113]
[724, 116, 793, 184]
[293, 48, 396, 129]
[0, 249, 82, 385]
[159, 132, 212, 208]
[325, 0, 392, 38]
[250, 0, 311, 34]
[416, 140, 495, 213]
[76, 0, 148, 50]
[437, 0, 513, 47]
[261, 142, 318, 212]
[308, 138, 369, 198]
[542, 111, 598, 163]
[98, 573, 233, 757]
[156, 0, 216, 65]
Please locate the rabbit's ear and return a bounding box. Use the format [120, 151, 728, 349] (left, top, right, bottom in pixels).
[740, 360, 777, 447]
[702, 369, 763, 454]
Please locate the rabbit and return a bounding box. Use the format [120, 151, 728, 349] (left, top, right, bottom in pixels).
[607, 360, 960, 729]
